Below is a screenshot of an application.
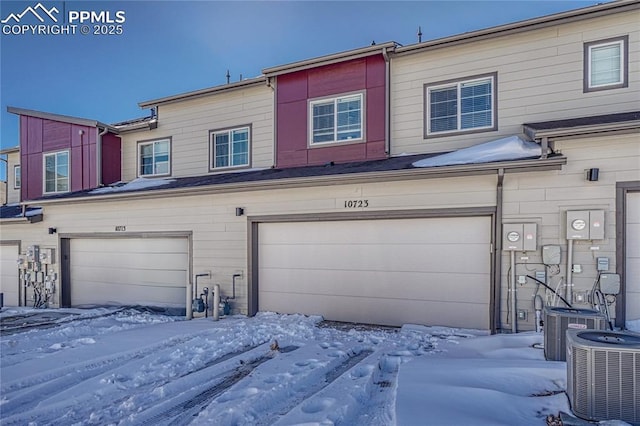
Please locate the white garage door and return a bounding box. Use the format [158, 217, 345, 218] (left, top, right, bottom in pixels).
[70, 238, 189, 308]
[626, 192, 640, 322]
[0, 244, 20, 306]
[258, 217, 492, 329]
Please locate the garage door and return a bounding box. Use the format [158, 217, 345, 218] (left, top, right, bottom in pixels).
[626, 192, 640, 322]
[0, 244, 20, 306]
[258, 217, 492, 329]
[69, 238, 189, 308]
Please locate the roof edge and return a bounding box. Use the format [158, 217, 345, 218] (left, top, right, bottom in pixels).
[262, 41, 397, 77]
[0, 146, 20, 154]
[24, 156, 566, 205]
[395, 0, 639, 56]
[7, 106, 118, 133]
[138, 76, 267, 108]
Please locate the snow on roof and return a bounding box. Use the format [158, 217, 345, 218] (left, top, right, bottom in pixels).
[90, 177, 175, 194]
[412, 135, 542, 168]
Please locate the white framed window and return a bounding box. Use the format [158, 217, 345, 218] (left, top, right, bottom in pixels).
[138, 138, 170, 177]
[584, 36, 628, 92]
[309, 93, 363, 145]
[210, 126, 250, 170]
[14, 165, 20, 189]
[425, 73, 497, 137]
[43, 151, 69, 194]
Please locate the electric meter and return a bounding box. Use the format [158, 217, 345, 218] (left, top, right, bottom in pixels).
[571, 219, 587, 231]
[507, 231, 521, 242]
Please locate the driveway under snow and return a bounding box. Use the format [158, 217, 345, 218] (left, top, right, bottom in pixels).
[1, 307, 573, 425]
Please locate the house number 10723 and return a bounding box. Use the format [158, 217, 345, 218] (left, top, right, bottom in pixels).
[344, 200, 369, 208]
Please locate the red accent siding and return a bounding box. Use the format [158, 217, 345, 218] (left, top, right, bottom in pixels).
[101, 133, 121, 185]
[275, 55, 388, 168]
[18, 116, 118, 200]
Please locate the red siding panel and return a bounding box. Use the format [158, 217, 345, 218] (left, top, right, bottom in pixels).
[307, 59, 367, 98]
[26, 117, 43, 154]
[101, 133, 121, 185]
[42, 120, 71, 151]
[25, 154, 42, 200]
[275, 55, 388, 168]
[17, 115, 106, 200]
[278, 72, 308, 103]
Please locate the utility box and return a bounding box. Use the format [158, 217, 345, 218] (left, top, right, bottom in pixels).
[503, 223, 537, 251]
[566, 210, 605, 240]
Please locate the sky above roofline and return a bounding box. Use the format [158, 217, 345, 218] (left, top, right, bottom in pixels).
[0, 0, 601, 177]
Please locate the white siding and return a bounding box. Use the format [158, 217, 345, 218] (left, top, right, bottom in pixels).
[120, 84, 273, 180]
[391, 11, 640, 155]
[6, 151, 21, 205]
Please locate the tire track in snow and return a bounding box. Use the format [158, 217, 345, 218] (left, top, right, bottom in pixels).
[124, 344, 298, 426]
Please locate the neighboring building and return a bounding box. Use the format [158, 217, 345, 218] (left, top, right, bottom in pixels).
[1, 0, 638, 333]
[0, 146, 20, 205]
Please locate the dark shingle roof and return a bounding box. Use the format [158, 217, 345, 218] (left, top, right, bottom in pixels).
[0, 204, 43, 221]
[524, 111, 640, 131]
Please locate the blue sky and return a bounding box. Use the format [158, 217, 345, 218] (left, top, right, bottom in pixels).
[0, 0, 599, 172]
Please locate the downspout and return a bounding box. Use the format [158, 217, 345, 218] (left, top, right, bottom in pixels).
[267, 77, 277, 168]
[493, 168, 505, 334]
[382, 47, 391, 155]
[97, 126, 109, 187]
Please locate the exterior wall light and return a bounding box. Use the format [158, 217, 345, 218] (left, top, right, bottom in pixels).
[48, 227, 57, 234]
[586, 168, 599, 181]
[235, 207, 245, 217]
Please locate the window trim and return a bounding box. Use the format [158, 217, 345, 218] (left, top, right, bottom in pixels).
[308, 91, 366, 147]
[583, 36, 628, 93]
[13, 165, 21, 189]
[424, 72, 498, 139]
[137, 137, 172, 178]
[42, 150, 70, 195]
[208, 124, 252, 172]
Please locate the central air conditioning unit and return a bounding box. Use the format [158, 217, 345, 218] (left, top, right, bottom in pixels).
[567, 329, 640, 424]
[544, 307, 607, 361]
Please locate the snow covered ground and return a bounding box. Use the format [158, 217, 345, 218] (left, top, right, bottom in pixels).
[0, 307, 630, 425]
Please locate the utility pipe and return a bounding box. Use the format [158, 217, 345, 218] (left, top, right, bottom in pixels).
[186, 281, 193, 320]
[212, 284, 220, 321]
[510, 250, 517, 333]
[566, 239, 574, 305]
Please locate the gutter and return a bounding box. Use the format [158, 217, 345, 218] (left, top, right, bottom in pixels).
[524, 121, 640, 139]
[25, 156, 567, 205]
[263, 41, 397, 77]
[139, 77, 267, 108]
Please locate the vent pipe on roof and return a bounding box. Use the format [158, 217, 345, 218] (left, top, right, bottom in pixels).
[226, 70, 230, 84]
[417, 26, 422, 43]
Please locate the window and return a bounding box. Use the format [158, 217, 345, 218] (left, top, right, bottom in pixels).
[425, 73, 497, 137]
[138, 139, 170, 177]
[43, 151, 69, 194]
[210, 126, 250, 169]
[14, 165, 20, 189]
[310, 93, 363, 144]
[584, 36, 628, 92]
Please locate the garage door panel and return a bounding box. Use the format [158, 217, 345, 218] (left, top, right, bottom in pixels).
[71, 281, 186, 307]
[70, 238, 188, 308]
[258, 217, 491, 329]
[260, 218, 490, 245]
[627, 193, 640, 322]
[626, 223, 640, 257]
[259, 244, 488, 273]
[259, 269, 489, 303]
[72, 267, 187, 288]
[72, 251, 188, 271]
[259, 292, 488, 329]
[0, 245, 20, 306]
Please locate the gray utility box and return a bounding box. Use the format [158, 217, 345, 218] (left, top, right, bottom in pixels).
[502, 223, 537, 251]
[566, 210, 605, 240]
[543, 307, 607, 361]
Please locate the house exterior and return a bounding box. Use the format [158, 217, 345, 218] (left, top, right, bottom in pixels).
[1, 0, 638, 333]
